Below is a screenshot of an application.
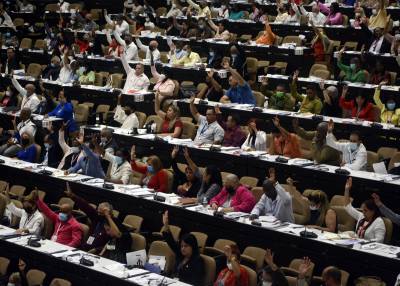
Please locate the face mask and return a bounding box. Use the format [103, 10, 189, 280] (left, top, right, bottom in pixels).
[387, 102, 396, 111]
[147, 165, 155, 174]
[313, 11, 318, 16]
[199, 24, 204, 29]
[309, 205, 319, 211]
[70, 20, 75, 24]
[172, 4, 176, 8]
[350, 63, 356, 71]
[71, 147, 80, 154]
[100, 137, 108, 144]
[59, 212, 68, 222]
[5, 91, 11, 96]
[263, 282, 272, 286]
[115, 156, 124, 165]
[8, 283, 15, 286]
[180, 51, 187, 57]
[51, 63, 56, 68]
[227, 262, 233, 270]
[209, 51, 215, 57]
[146, 18, 150, 22]
[44, 143, 51, 149]
[226, 186, 235, 195]
[231, 54, 237, 59]
[5, 32, 11, 38]
[24, 206, 33, 214]
[276, 91, 285, 98]
[349, 142, 358, 152]
[372, 9, 377, 15]
[21, 138, 30, 146]
[79, 67, 86, 73]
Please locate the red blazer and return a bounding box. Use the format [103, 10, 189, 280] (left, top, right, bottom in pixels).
[131, 161, 169, 193]
[339, 97, 376, 122]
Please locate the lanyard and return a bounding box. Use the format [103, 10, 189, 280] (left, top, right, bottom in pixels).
[200, 123, 209, 135]
[23, 212, 35, 228]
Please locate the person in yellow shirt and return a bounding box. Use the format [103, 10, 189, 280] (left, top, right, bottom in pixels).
[256, 18, 276, 45]
[174, 45, 201, 67]
[186, 0, 211, 18]
[290, 70, 323, 114]
[373, 83, 400, 125]
[368, 0, 389, 30]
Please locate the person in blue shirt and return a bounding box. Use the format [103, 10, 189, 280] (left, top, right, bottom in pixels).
[65, 134, 105, 179]
[47, 90, 78, 134]
[220, 60, 256, 105]
[229, 4, 244, 20]
[16, 132, 37, 163]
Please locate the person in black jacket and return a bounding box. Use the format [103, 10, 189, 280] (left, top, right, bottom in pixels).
[361, 24, 391, 54]
[0, 47, 20, 74]
[162, 211, 205, 286]
[207, 47, 223, 69]
[170, 146, 202, 198]
[42, 56, 61, 80]
[259, 249, 289, 286]
[228, 43, 247, 78]
[0, 85, 19, 108]
[42, 130, 63, 168]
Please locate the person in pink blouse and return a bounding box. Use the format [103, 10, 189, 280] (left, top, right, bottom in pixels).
[210, 174, 256, 213]
[325, 2, 343, 25]
[33, 190, 82, 247]
[150, 53, 176, 102]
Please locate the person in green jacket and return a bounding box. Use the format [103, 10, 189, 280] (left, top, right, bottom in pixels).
[290, 70, 323, 114]
[337, 49, 367, 83]
[259, 76, 294, 111]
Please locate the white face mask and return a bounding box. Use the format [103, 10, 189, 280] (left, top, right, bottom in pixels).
[227, 262, 233, 270]
[71, 147, 80, 154]
[8, 283, 16, 286]
[5, 91, 11, 96]
[309, 205, 319, 211]
[349, 142, 358, 152]
[263, 282, 272, 286]
[372, 9, 377, 15]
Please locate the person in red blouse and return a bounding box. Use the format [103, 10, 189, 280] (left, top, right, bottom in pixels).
[268, 116, 302, 159]
[0, 85, 19, 107]
[74, 32, 91, 54]
[154, 93, 183, 138]
[130, 145, 169, 192]
[339, 85, 376, 122]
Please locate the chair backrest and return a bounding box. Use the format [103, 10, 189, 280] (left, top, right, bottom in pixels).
[0, 194, 7, 219]
[148, 241, 176, 275]
[292, 192, 310, 225]
[49, 278, 72, 286]
[342, 14, 349, 26]
[331, 206, 356, 232]
[214, 239, 236, 252]
[239, 176, 258, 189]
[0, 257, 10, 276]
[343, 41, 358, 51]
[371, 105, 381, 122]
[330, 195, 353, 206]
[26, 63, 42, 78]
[134, 111, 147, 128]
[13, 17, 25, 27]
[160, 52, 169, 64]
[96, 104, 110, 115]
[251, 187, 264, 202]
[366, 151, 379, 172]
[201, 254, 216, 286]
[144, 115, 163, 133]
[181, 121, 196, 140]
[34, 40, 47, 50]
[0, 180, 9, 193]
[94, 73, 106, 86]
[45, 3, 59, 11]
[388, 152, 400, 171]
[253, 91, 265, 107]
[242, 265, 257, 286]
[377, 147, 398, 160]
[110, 73, 124, 88]
[130, 233, 146, 251]
[74, 104, 90, 124]
[9, 185, 26, 197]
[180, 116, 193, 123]
[42, 215, 54, 239]
[220, 172, 234, 185]
[312, 69, 331, 80]
[382, 217, 393, 244]
[80, 223, 90, 244]
[282, 36, 302, 46]
[165, 169, 174, 193]
[246, 57, 258, 74]
[309, 64, 328, 76]
[156, 7, 167, 17]
[190, 231, 208, 253]
[123, 214, 144, 233]
[242, 246, 266, 271]
[26, 269, 46, 286]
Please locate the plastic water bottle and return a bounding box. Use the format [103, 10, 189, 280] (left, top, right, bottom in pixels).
[202, 197, 208, 208]
[151, 122, 156, 134]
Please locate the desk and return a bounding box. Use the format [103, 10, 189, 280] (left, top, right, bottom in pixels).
[0, 157, 399, 285]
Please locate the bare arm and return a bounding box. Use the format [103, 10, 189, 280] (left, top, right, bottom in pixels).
[154, 94, 166, 119]
[189, 97, 200, 122]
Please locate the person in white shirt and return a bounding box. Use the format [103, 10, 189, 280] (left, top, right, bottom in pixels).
[218, 4, 229, 19]
[114, 31, 139, 61]
[143, 17, 155, 30]
[57, 53, 77, 84]
[16, 0, 34, 13]
[241, 119, 267, 152]
[120, 52, 150, 94]
[208, 19, 231, 41]
[0, 9, 15, 29]
[104, 11, 129, 36]
[326, 120, 367, 171]
[5, 193, 44, 236]
[11, 76, 41, 113]
[101, 149, 132, 185]
[58, 0, 70, 12]
[343, 177, 386, 243]
[166, 2, 183, 18]
[299, 4, 326, 26]
[283, 2, 301, 24]
[124, 0, 143, 14]
[135, 37, 160, 62]
[113, 93, 139, 130]
[57, 126, 83, 170]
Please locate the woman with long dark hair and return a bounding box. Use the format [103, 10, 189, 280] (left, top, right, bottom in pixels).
[339, 85, 375, 121]
[241, 118, 267, 152]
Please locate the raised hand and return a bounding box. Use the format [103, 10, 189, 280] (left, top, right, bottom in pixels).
[264, 248, 274, 266]
[162, 210, 169, 226]
[371, 193, 383, 207]
[327, 119, 334, 133]
[345, 177, 352, 191]
[298, 257, 312, 279]
[64, 182, 74, 198]
[272, 116, 280, 128]
[268, 168, 276, 183]
[214, 105, 221, 114]
[171, 146, 179, 159]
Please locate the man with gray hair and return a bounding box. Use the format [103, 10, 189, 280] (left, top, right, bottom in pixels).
[11, 75, 41, 112]
[210, 174, 256, 213]
[320, 82, 341, 117]
[42, 56, 61, 80]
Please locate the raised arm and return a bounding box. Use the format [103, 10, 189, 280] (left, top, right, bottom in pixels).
[104, 10, 114, 26]
[11, 77, 27, 97]
[135, 38, 147, 52]
[226, 64, 245, 86]
[189, 96, 200, 122]
[154, 93, 166, 119]
[208, 19, 218, 33]
[183, 147, 198, 173]
[272, 116, 290, 139]
[105, 29, 113, 45]
[114, 30, 127, 48]
[120, 52, 133, 75]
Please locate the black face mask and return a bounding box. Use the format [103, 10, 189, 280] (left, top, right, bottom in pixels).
[24, 206, 33, 214]
[266, 189, 277, 201]
[226, 186, 235, 195]
[21, 138, 30, 146]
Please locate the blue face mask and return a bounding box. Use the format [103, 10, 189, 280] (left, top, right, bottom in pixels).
[51, 63, 56, 68]
[59, 212, 68, 222]
[147, 165, 155, 174]
[386, 102, 396, 111]
[349, 142, 358, 152]
[44, 143, 51, 149]
[209, 52, 215, 57]
[115, 156, 124, 166]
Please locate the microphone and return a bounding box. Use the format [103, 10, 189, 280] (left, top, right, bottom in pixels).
[27, 235, 41, 247]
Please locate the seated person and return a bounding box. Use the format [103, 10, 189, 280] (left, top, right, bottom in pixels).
[320, 83, 341, 118]
[130, 147, 168, 192]
[325, 2, 343, 25]
[208, 19, 231, 41]
[337, 51, 367, 83]
[196, 70, 223, 102]
[369, 60, 391, 85]
[190, 97, 224, 145]
[339, 86, 375, 121]
[42, 131, 63, 168]
[113, 93, 139, 130]
[0, 85, 19, 108]
[261, 249, 290, 286]
[268, 116, 302, 159]
[98, 145, 132, 185]
[326, 120, 367, 171]
[373, 83, 400, 125]
[343, 178, 386, 243]
[174, 45, 201, 67]
[171, 146, 202, 198]
[16, 0, 34, 12]
[16, 132, 37, 163]
[46, 89, 78, 133]
[229, 4, 245, 20]
[220, 61, 255, 105]
[255, 18, 276, 45]
[304, 189, 337, 233]
[154, 94, 183, 138]
[105, 29, 124, 58]
[293, 118, 341, 166]
[214, 244, 249, 286]
[64, 184, 116, 252]
[57, 52, 79, 84]
[57, 124, 83, 170]
[65, 134, 105, 179]
[135, 38, 160, 61]
[241, 119, 267, 152]
[42, 56, 61, 80]
[215, 106, 246, 147]
[206, 48, 223, 69]
[114, 31, 139, 61]
[120, 52, 150, 94]
[150, 54, 175, 101]
[260, 77, 294, 111]
[11, 76, 41, 112]
[5, 191, 44, 235]
[290, 71, 323, 114]
[33, 190, 82, 247]
[210, 174, 256, 213]
[77, 64, 95, 85]
[372, 193, 400, 226]
[250, 168, 294, 223]
[161, 211, 205, 285]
